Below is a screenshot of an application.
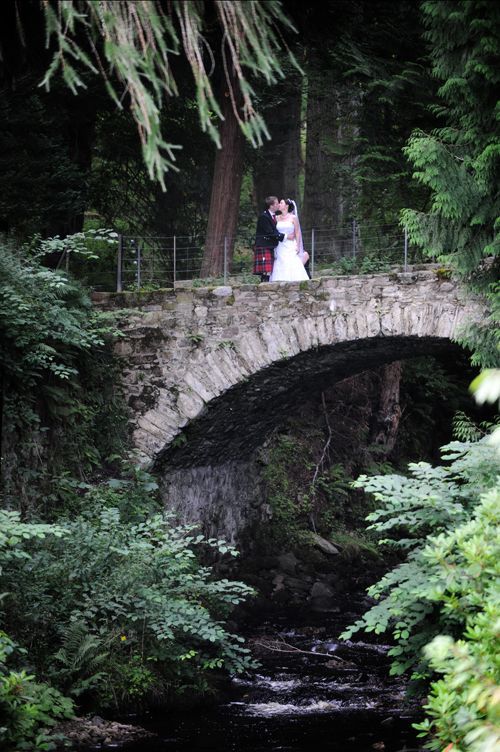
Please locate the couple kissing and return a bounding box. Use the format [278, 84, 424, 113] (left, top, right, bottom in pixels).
[253, 196, 310, 283]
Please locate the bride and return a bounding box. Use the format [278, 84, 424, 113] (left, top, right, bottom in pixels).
[270, 199, 310, 282]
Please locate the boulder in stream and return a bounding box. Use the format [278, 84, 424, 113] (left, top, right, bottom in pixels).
[54, 716, 156, 749]
[310, 533, 340, 556]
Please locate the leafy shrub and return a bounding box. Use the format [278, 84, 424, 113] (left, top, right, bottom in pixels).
[0, 517, 74, 751]
[0, 243, 126, 510]
[341, 439, 499, 677]
[358, 255, 392, 274]
[0, 245, 102, 386]
[1, 476, 256, 711]
[452, 410, 499, 443]
[0, 631, 74, 752]
[415, 486, 499, 751]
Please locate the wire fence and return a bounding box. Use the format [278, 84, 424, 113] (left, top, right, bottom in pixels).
[75, 221, 425, 291]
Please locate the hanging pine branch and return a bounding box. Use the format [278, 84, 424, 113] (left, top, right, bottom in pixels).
[40, 0, 300, 188]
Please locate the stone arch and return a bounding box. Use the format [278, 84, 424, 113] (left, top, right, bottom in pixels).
[104, 274, 482, 466]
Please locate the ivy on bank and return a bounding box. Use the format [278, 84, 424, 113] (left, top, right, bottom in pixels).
[0, 242, 126, 511]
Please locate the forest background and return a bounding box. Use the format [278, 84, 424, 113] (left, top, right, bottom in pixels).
[1, 0, 445, 283]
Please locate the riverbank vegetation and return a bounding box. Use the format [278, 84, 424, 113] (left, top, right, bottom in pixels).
[1, 462, 257, 750]
[342, 3, 500, 746]
[341, 435, 500, 752]
[0, 246, 257, 749]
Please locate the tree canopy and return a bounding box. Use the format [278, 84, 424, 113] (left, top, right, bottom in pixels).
[402, 0, 500, 368]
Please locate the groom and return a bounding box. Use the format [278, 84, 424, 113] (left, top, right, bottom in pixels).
[253, 196, 285, 282]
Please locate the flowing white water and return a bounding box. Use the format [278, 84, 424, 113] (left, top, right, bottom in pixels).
[123, 600, 424, 752]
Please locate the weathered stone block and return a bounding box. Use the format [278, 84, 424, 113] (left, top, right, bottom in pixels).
[212, 286, 233, 297]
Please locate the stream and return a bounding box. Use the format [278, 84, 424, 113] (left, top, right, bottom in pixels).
[123, 593, 424, 752]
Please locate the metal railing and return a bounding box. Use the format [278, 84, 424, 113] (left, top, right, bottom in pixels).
[86, 221, 422, 292]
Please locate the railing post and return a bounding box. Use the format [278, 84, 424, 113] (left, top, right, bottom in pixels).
[116, 235, 123, 292]
[173, 235, 176, 287]
[223, 236, 228, 284]
[311, 228, 315, 278]
[352, 218, 357, 259]
[136, 241, 141, 290]
[404, 226, 408, 272]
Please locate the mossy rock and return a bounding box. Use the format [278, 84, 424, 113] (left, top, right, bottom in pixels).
[435, 266, 452, 280]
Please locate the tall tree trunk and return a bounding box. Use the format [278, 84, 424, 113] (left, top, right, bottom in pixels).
[253, 130, 285, 208]
[369, 361, 403, 455]
[302, 72, 328, 229]
[61, 92, 98, 236]
[302, 56, 361, 258]
[201, 76, 245, 278]
[282, 87, 302, 202]
[253, 73, 303, 208]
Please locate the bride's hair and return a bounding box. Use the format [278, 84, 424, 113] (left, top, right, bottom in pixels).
[283, 198, 295, 214]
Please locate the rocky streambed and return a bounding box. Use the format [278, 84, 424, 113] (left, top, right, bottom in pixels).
[89, 592, 423, 752]
[59, 542, 424, 752]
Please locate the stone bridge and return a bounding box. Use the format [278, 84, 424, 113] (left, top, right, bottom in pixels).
[92, 267, 484, 543]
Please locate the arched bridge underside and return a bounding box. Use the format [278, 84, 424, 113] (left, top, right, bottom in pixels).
[93, 267, 485, 473]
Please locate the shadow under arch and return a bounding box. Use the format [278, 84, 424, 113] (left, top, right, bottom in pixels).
[154, 334, 466, 473]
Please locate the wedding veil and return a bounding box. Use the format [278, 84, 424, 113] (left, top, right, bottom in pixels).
[289, 199, 305, 256]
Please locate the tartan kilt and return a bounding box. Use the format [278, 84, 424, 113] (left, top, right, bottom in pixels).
[253, 245, 274, 275]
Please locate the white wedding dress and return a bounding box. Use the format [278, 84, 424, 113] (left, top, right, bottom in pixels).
[270, 218, 309, 282]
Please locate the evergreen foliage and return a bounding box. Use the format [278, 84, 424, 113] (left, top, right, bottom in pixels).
[336, 0, 437, 224]
[401, 0, 500, 367]
[0, 84, 86, 238]
[88, 99, 216, 237]
[296, 0, 440, 242]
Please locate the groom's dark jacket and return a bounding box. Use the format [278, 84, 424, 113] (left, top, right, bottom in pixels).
[253, 210, 285, 276]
